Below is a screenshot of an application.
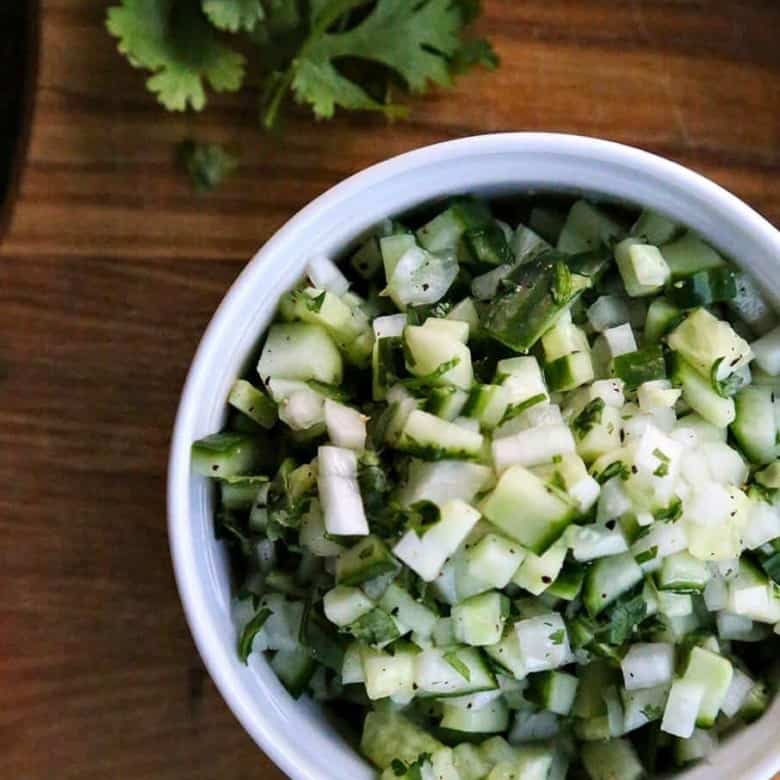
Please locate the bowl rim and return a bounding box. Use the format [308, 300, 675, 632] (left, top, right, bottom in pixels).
[168, 132, 780, 780]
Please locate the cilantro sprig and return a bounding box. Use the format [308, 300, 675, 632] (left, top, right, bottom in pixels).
[107, 0, 498, 175]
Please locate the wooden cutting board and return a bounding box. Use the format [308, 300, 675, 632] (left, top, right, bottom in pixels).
[1, 1, 778, 778]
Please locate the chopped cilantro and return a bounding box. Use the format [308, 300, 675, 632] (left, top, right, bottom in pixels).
[238, 607, 272, 662]
[596, 460, 630, 484]
[635, 546, 658, 565]
[654, 498, 682, 523]
[572, 397, 605, 438]
[598, 594, 647, 645]
[548, 629, 565, 645]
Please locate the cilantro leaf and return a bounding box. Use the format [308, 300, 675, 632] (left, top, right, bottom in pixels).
[264, 0, 484, 126]
[572, 397, 605, 439]
[548, 629, 565, 645]
[653, 498, 682, 523]
[450, 38, 498, 74]
[177, 140, 239, 192]
[202, 0, 265, 32]
[500, 392, 547, 424]
[107, 0, 246, 111]
[635, 545, 658, 565]
[598, 593, 647, 645]
[595, 459, 630, 484]
[238, 607, 272, 662]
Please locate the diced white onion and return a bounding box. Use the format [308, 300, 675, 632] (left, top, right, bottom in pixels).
[306, 254, 350, 296]
[324, 399, 367, 451]
[317, 445, 369, 536]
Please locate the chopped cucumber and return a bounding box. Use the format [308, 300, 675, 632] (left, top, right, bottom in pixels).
[196, 194, 779, 780]
[481, 465, 577, 554]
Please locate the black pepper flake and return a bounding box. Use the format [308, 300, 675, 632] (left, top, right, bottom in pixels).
[541, 575, 552, 584]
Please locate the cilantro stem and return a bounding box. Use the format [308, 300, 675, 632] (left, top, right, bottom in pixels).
[262, 0, 367, 129]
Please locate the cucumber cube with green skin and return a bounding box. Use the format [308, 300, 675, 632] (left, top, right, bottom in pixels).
[336, 535, 399, 586]
[644, 296, 683, 342]
[682, 646, 734, 727]
[732, 385, 778, 465]
[360, 644, 415, 700]
[414, 645, 498, 698]
[380, 233, 417, 280]
[463, 384, 510, 430]
[756, 460, 780, 488]
[464, 221, 514, 266]
[228, 379, 277, 428]
[397, 409, 484, 460]
[545, 563, 586, 601]
[615, 238, 672, 297]
[323, 585, 374, 627]
[667, 266, 738, 308]
[464, 532, 526, 591]
[511, 535, 568, 596]
[750, 323, 780, 376]
[581, 738, 644, 780]
[657, 551, 710, 593]
[481, 465, 577, 554]
[447, 297, 481, 336]
[631, 209, 681, 245]
[427, 386, 469, 421]
[483, 253, 595, 353]
[281, 287, 369, 354]
[545, 351, 594, 392]
[485, 748, 554, 780]
[542, 321, 589, 362]
[528, 670, 579, 715]
[667, 307, 752, 383]
[669, 352, 736, 428]
[557, 200, 624, 254]
[452, 591, 510, 646]
[361, 709, 443, 769]
[270, 647, 316, 698]
[441, 698, 510, 733]
[484, 629, 527, 679]
[220, 476, 268, 510]
[416, 198, 492, 253]
[378, 582, 438, 637]
[257, 322, 343, 385]
[191, 432, 259, 477]
[661, 232, 724, 278]
[583, 552, 644, 616]
[453, 743, 493, 780]
[404, 324, 473, 390]
[611, 344, 667, 389]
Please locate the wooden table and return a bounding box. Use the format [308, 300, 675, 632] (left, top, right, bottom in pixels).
[1, 2, 778, 777]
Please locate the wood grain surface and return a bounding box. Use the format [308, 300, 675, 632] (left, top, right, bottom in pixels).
[1, 1, 779, 778]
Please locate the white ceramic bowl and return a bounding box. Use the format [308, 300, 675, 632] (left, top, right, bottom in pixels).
[168, 133, 780, 780]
